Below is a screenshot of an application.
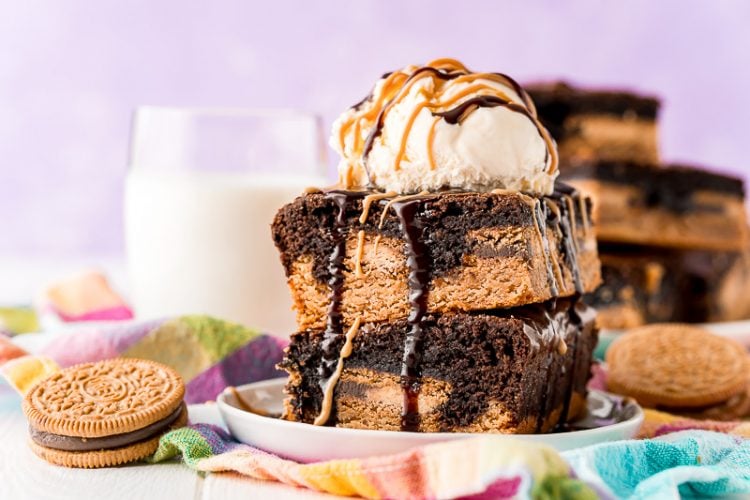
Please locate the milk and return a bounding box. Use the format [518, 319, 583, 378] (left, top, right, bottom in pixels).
[125, 170, 326, 337]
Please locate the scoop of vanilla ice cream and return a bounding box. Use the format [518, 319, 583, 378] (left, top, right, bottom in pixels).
[331, 64, 557, 195]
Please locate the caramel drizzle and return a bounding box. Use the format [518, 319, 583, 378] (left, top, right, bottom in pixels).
[337, 58, 558, 187]
[373, 192, 429, 254]
[378, 192, 431, 230]
[354, 230, 366, 277]
[426, 117, 440, 170]
[564, 196, 580, 253]
[393, 82, 516, 171]
[339, 70, 410, 152]
[228, 387, 272, 417]
[313, 189, 398, 426]
[357, 191, 397, 273]
[360, 191, 397, 224]
[542, 200, 566, 291]
[314, 318, 362, 426]
[314, 191, 357, 427]
[427, 57, 469, 72]
[578, 195, 591, 237]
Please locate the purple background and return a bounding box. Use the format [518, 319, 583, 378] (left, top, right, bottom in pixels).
[2, 1, 750, 257]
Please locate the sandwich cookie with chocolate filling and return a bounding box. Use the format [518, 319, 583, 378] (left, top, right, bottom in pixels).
[23, 358, 187, 468]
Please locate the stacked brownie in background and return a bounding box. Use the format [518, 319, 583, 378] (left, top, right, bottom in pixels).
[527, 82, 750, 328]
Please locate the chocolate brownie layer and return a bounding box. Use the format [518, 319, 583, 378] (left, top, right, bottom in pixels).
[564, 162, 747, 251]
[527, 81, 660, 121]
[280, 298, 597, 433]
[526, 81, 660, 165]
[273, 187, 601, 330]
[564, 161, 744, 200]
[588, 245, 750, 329]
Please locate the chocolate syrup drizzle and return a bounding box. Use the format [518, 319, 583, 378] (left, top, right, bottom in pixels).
[532, 200, 559, 296]
[434, 95, 528, 125]
[392, 198, 431, 432]
[557, 302, 584, 427]
[313, 187, 588, 431]
[534, 307, 558, 432]
[316, 191, 369, 419]
[354, 63, 557, 187]
[361, 67, 463, 165]
[557, 200, 584, 294]
[317, 192, 351, 387]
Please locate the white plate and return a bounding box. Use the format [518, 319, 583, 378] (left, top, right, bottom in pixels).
[216, 378, 643, 462]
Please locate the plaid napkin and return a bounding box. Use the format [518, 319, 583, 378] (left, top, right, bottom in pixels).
[2, 317, 749, 499]
[0, 315, 285, 403]
[151, 423, 596, 499]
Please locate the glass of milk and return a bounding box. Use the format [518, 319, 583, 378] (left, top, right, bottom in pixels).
[125, 107, 329, 337]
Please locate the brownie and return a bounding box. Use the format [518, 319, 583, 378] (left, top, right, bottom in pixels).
[587, 248, 680, 329]
[272, 186, 602, 330]
[527, 81, 660, 124]
[281, 298, 598, 433]
[563, 162, 748, 251]
[525, 81, 661, 165]
[564, 160, 745, 203]
[588, 245, 750, 329]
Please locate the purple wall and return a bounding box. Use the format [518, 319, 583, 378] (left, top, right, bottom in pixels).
[2, 1, 750, 256]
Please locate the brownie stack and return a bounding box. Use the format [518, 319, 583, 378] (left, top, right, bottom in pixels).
[527, 82, 750, 328]
[272, 187, 601, 433]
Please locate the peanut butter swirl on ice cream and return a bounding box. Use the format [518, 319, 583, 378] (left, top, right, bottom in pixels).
[331, 58, 559, 195]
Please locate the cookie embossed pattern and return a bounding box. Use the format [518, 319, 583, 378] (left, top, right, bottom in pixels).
[22, 358, 187, 468]
[606, 324, 750, 418]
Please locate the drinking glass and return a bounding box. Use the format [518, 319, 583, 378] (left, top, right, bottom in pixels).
[125, 107, 329, 336]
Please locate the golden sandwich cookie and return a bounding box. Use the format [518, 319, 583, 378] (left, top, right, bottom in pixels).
[22, 358, 186, 468]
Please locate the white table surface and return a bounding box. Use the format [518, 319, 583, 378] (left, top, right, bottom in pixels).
[0, 256, 342, 499]
[0, 386, 342, 500]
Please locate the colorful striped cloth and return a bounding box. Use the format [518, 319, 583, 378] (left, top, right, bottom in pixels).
[43, 271, 134, 322]
[1, 317, 749, 498]
[150, 424, 750, 499]
[152, 423, 598, 499]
